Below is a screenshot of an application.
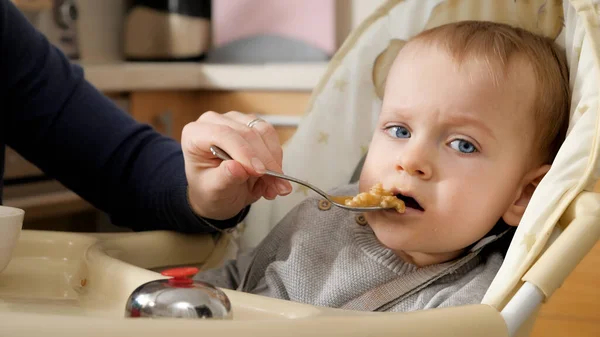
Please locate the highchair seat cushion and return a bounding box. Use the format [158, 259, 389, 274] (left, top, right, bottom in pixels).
[238, 0, 600, 309]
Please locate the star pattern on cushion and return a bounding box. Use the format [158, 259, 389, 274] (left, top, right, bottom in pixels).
[334, 77, 348, 92]
[522, 232, 537, 252]
[361, 145, 369, 155]
[295, 185, 310, 196]
[318, 132, 329, 144]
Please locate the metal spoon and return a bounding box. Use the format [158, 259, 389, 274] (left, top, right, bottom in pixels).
[209, 145, 387, 212]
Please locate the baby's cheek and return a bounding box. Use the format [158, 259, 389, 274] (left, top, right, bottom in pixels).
[357, 157, 386, 192]
[436, 190, 499, 246]
[439, 182, 492, 218]
[441, 180, 510, 232]
[357, 174, 375, 194]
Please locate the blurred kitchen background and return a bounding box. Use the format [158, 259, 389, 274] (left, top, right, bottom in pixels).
[6, 0, 384, 232]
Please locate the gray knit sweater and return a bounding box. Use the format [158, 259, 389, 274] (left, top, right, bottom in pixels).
[195, 184, 509, 312]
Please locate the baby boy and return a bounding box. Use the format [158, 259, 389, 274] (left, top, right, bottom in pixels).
[194, 20, 570, 312]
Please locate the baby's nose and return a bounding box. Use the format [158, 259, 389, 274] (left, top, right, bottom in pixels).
[395, 164, 432, 179]
[395, 151, 433, 179]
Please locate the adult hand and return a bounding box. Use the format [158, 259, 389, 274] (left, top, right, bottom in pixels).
[181, 111, 293, 220]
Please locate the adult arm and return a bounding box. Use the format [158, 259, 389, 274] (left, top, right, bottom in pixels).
[0, 0, 247, 233]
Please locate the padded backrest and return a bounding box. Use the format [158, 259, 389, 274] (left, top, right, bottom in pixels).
[238, 0, 600, 309]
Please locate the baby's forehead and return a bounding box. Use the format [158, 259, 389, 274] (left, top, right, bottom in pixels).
[391, 43, 535, 102]
[395, 40, 532, 85]
[385, 43, 538, 129]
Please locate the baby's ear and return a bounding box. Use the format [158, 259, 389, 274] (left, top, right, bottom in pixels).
[502, 164, 551, 227]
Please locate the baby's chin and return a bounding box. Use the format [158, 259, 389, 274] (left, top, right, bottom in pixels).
[366, 217, 445, 247]
[366, 217, 411, 245]
[371, 229, 406, 250]
[370, 227, 469, 266]
[368, 229, 425, 264]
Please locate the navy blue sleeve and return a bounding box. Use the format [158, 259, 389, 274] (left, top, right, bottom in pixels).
[0, 0, 248, 233]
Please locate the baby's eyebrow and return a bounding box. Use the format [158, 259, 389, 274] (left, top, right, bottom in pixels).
[381, 107, 413, 121]
[446, 115, 496, 140]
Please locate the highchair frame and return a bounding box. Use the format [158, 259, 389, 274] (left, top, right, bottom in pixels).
[500, 191, 600, 337]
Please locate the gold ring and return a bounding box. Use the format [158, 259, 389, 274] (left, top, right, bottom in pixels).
[247, 118, 264, 129]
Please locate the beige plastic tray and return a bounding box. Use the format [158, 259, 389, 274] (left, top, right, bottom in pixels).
[0, 229, 508, 337]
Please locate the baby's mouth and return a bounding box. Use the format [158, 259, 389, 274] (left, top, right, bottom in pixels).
[396, 194, 424, 211]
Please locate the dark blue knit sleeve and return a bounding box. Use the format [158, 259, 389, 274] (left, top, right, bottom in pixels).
[0, 0, 247, 233]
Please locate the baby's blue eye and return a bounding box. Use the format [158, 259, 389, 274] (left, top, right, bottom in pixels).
[449, 139, 477, 154]
[386, 126, 411, 139]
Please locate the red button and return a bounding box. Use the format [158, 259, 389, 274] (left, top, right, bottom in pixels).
[161, 267, 199, 286]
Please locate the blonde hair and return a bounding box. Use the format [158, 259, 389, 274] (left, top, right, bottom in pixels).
[409, 21, 570, 164]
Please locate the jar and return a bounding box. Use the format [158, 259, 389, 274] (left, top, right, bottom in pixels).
[123, 0, 211, 61]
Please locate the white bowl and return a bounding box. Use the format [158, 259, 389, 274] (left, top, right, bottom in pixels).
[0, 206, 24, 273]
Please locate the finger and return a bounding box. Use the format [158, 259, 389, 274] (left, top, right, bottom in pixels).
[182, 121, 266, 176]
[252, 177, 278, 201]
[250, 177, 268, 200]
[222, 160, 251, 185]
[248, 177, 274, 202]
[226, 112, 284, 165]
[224, 112, 292, 195]
[200, 111, 280, 171]
[194, 160, 250, 199]
[198, 112, 290, 195]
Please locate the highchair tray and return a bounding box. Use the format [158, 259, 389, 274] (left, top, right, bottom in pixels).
[0, 229, 507, 337]
[0, 230, 327, 319]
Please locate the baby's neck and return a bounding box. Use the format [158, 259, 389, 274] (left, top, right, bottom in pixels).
[393, 249, 465, 267]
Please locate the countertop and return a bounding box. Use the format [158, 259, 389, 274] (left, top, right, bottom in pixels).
[80, 62, 329, 92]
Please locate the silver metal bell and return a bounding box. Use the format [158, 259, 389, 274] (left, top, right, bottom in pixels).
[125, 267, 232, 319]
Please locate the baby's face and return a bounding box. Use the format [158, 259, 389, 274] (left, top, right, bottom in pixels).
[360, 43, 539, 265]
